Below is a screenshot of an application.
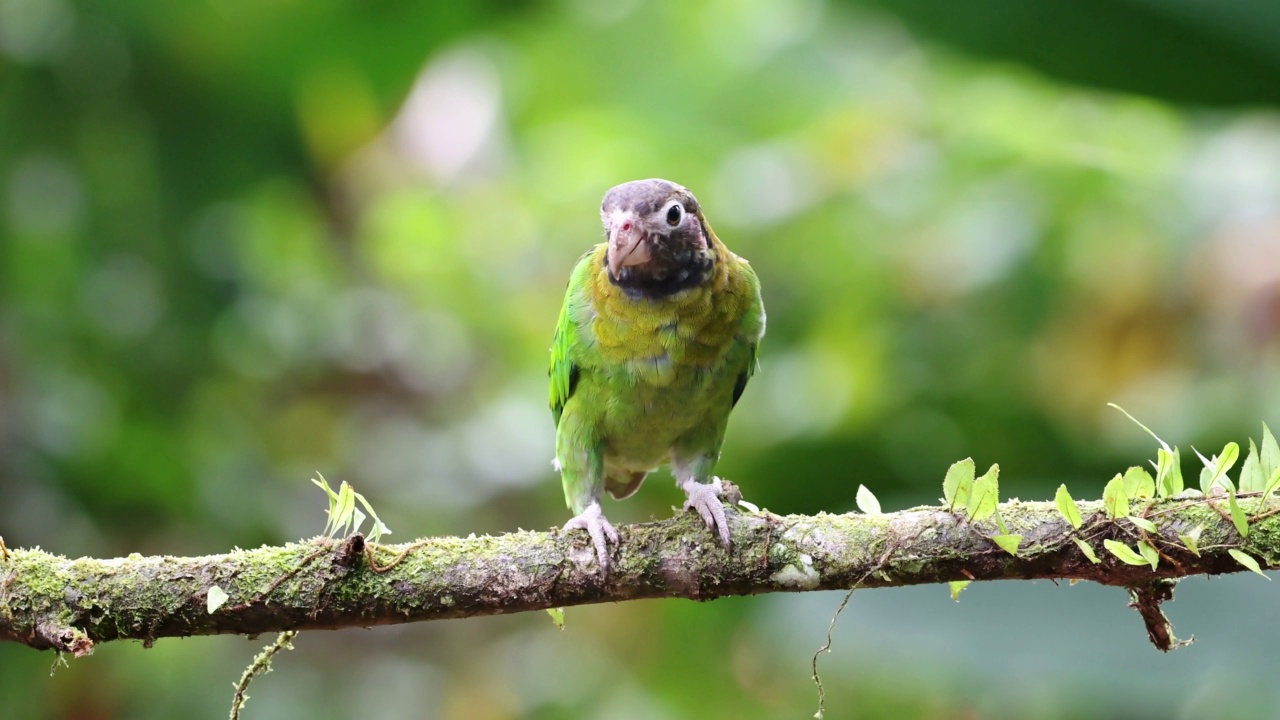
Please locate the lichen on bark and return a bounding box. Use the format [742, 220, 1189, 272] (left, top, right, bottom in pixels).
[1, 496, 1277, 655]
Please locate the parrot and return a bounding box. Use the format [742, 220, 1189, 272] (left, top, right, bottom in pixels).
[548, 178, 766, 569]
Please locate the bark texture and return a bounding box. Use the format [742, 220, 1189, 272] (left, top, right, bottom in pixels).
[2, 495, 1276, 655]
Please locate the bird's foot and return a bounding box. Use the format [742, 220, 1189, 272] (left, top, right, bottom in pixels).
[679, 477, 732, 547]
[561, 502, 619, 570]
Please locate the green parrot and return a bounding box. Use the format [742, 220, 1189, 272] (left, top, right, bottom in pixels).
[549, 178, 766, 569]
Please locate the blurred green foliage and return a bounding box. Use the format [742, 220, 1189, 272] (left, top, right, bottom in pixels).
[4, 0, 1280, 717]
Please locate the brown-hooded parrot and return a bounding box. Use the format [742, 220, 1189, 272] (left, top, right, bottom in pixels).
[548, 178, 766, 569]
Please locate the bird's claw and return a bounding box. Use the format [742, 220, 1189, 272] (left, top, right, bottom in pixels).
[561, 502, 619, 570]
[681, 477, 732, 547]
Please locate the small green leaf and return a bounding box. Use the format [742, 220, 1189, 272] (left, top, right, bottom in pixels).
[1229, 491, 1249, 538]
[313, 473, 340, 536]
[1168, 447, 1184, 496]
[1129, 517, 1157, 533]
[1152, 452, 1170, 499]
[339, 482, 359, 536]
[1136, 540, 1159, 570]
[992, 534, 1022, 556]
[1239, 439, 1264, 493]
[1228, 549, 1270, 580]
[546, 607, 566, 629]
[1197, 442, 1240, 493]
[1055, 484, 1082, 529]
[1123, 468, 1140, 497]
[1263, 467, 1280, 500]
[207, 585, 229, 614]
[1178, 531, 1201, 557]
[967, 465, 1000, 522]
[1104, 539, 1148, 566]
[1103, 475, 1130, 519]
[1073, 538, 1101, 564]
[354, 489, 392, 543]
[943, 458, 975, 511]
[1262, 423, 1280, 480]
[312, 473, 339, 501]
[1198, 463, 1213, 495]
[949, 580, 971, 601]
[856, 484, 881, 515]
[1123, 466, 1156, 500]
[1217, 441, 1240, 483]
[314, 477, 391, 542]
[1107, 403, 1171, 452]
[1153, 447, 1183, 498]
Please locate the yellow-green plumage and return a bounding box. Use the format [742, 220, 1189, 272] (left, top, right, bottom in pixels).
[549, 178, 765, 567]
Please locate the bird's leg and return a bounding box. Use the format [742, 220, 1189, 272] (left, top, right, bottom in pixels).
[673, 458, 732, 547]
[561, 501, 619, 569]
[557, 427, 617, 570]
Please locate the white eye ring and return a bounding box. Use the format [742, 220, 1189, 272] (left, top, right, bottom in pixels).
[663, 201, 685, 227]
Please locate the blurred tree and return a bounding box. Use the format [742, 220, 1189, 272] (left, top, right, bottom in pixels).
[859, 0, 1280, 105]
[3, 0, 1280, 717]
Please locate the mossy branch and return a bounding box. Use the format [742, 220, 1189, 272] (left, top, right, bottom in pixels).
[1, 494, 1276, 656]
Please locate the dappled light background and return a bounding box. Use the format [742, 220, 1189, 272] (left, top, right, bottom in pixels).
[4, 0, 1280, 717]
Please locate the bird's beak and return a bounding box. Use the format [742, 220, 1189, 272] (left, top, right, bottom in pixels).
[607, 213, 650, 280]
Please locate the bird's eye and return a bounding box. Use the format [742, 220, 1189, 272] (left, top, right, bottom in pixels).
[665, 202, 684, 227]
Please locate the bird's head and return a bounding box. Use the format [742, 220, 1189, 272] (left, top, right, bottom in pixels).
[600, 178, 717, 297]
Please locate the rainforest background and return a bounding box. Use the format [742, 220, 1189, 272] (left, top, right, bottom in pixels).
[4, 0, 1280, 717]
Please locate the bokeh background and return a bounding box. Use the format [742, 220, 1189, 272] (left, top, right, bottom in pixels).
[4, 0, 1280, 717]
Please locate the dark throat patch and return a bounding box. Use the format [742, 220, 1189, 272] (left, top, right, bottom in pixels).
[607, 220, 716, 299]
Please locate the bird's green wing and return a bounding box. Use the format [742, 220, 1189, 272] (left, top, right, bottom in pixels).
[549, 252, 593, 427]
[731, 343, 756, 408]
[549, 298, 579, 427]
[731, 260, 765, 408]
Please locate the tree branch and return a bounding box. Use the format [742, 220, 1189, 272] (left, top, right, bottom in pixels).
[1, 495, 1275, 655]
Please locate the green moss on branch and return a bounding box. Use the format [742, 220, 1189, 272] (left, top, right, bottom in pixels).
[1, 496, 1276, 655]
